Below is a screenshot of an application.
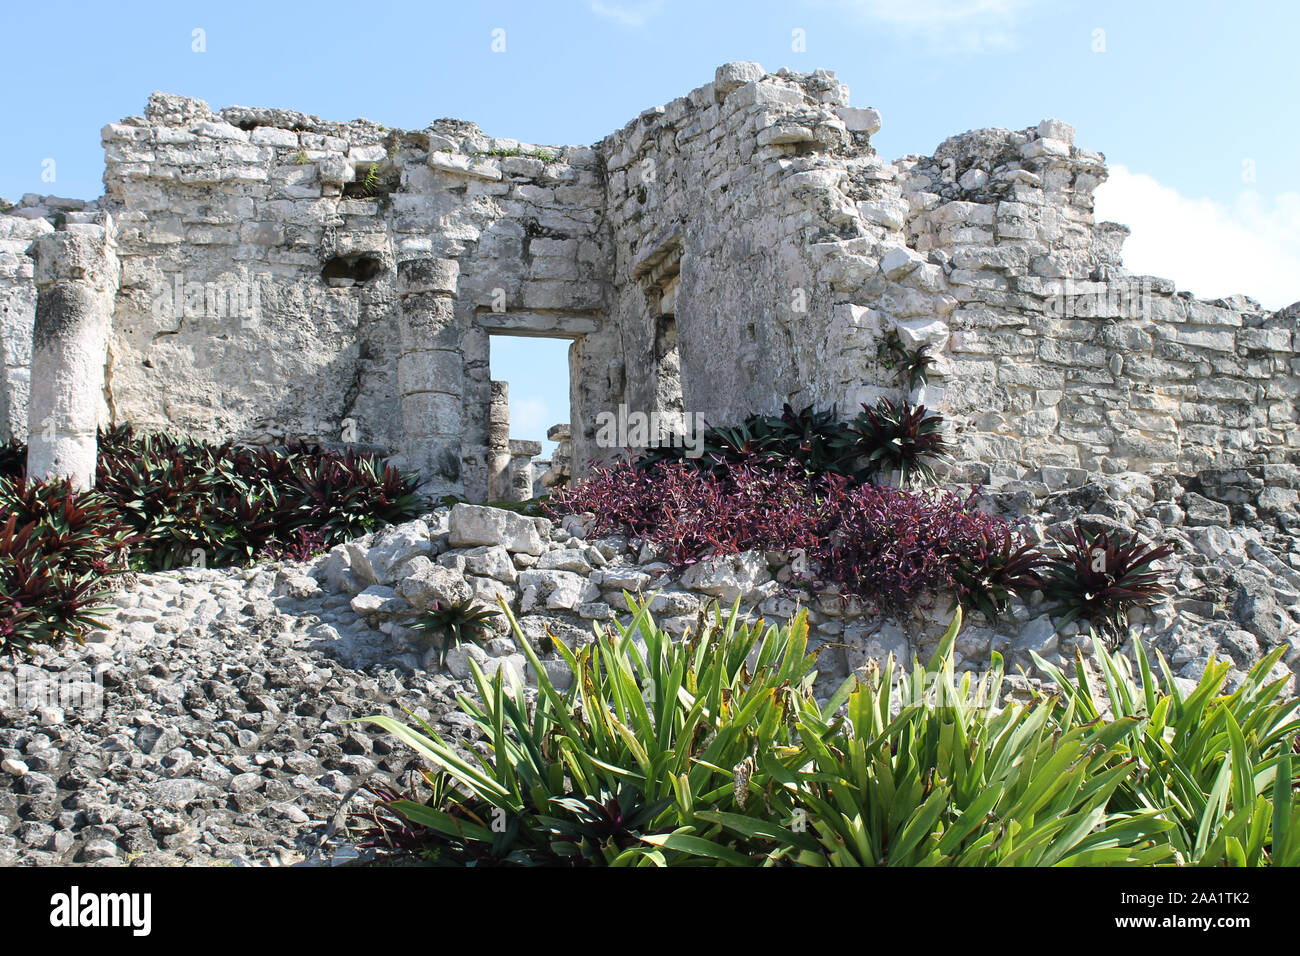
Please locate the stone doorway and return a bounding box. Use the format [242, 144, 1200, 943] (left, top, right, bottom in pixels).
[484, 333, 573, 502]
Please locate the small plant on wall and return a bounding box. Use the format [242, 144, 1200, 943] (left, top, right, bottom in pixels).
[876, 328, 936, 392]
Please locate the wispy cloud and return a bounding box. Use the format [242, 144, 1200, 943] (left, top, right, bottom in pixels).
[1094, 165, 1300, 312]
[510, 396, 559, 446]
[814, 0, 1040, 54]
[587, 0, 666, 28]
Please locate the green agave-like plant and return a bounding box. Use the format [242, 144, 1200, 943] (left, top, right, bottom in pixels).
[1033, 637, 1300, 866]
[708, 607, 1175, 866]
[355, 596, 823, 866]
[845, 399, 952, 486]
[878, 331, 936, 392]
[409, 598, 502, 670]
[357, 599, 1300, 867]
[1035, 521, 1175, 642]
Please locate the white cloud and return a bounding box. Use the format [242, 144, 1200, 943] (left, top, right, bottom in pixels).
[587, 0, 665, 27]
[510, 396, 555, 438]
[817, 0, 1040, 53]
[1094, 165, 1300, 312]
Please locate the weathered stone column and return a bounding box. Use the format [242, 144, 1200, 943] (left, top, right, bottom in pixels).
[0, 215, 52, 445]
[26, 224, 119, 490]
[508, 439, 541, 501]
[396, 257, 464, 494]
[540, 423, 572, 490]
[459, 325, 493, 502]
[486, 380, 511, 501]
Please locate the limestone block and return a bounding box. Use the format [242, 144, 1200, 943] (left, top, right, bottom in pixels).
[428, 151, 502, 181]
[595, 568, 652, 592]
[397, 349, 463, 394]
[1036, 118, 1076, 144]
[857, 199, 908, 230]
[395, 558, 472, 610]
[1020, 137, 1071, 161]
[466, 574, 516, 608]
[250, 127, 299, 148]
[401, 392, 462, 439]
[350, 585, 410, 618]
[726, 79, 804, 110]
[398, 294, 458, 350]
[537, 548, 593, 573]
[894, 317, 950, 349]
[350, 520, 434, 586]
[397, 257, 459, 296]
[714, 61, 766, 97]
[879, 245, 926, 280]
[449, 503, 545, 555]
[1182, 493, 1232, 527]
[518, 569, 599, 610]
[836, 106, 882, 135]
[679, 552, 771, 604]
[443, 545, 518, 585]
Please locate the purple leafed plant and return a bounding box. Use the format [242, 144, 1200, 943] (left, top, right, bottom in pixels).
[546, 456, 1041, 617]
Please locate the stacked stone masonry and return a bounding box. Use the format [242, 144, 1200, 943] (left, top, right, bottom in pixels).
[1, 62, 1296, 495]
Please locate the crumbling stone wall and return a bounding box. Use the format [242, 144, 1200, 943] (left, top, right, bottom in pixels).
[599, 63, 890, 436]
[2, 62, 1295, 493]
[591, 62, 1297, 480]
[896, 124, 1299, 480]
[91, 92, 611, 497]
[0, 203, 56, 444]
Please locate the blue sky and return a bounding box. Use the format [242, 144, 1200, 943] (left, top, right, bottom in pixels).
[3, 0, 1296, 453]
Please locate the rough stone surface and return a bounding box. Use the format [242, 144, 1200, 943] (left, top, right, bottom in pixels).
[4, 479, 1297, 865]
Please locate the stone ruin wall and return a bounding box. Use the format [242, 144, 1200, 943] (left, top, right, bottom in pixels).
[1, 61, 1296, 496]
[93, 92, 612, 500]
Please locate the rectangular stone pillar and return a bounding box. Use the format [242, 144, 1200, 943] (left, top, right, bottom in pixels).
[396, 257, 464, 495]
[486, 380, 511, 501]
[0, 215, 50, 445]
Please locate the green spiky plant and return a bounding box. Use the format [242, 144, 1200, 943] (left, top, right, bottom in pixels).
[1032, 637, 1300, 866]
[355, 599, 1275, 867]
[845, 398, 952, 486]
[950, 526, 1047, 624]
[878, 330, 937, 392]
[409, 598, 502, 669]
[708, 606, 1178, 866]
[354, 596, 823, 866]
[1036, 522, 1175, 646]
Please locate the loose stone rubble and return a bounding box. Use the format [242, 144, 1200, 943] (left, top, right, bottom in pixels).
[2, 471, 1298, 865]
